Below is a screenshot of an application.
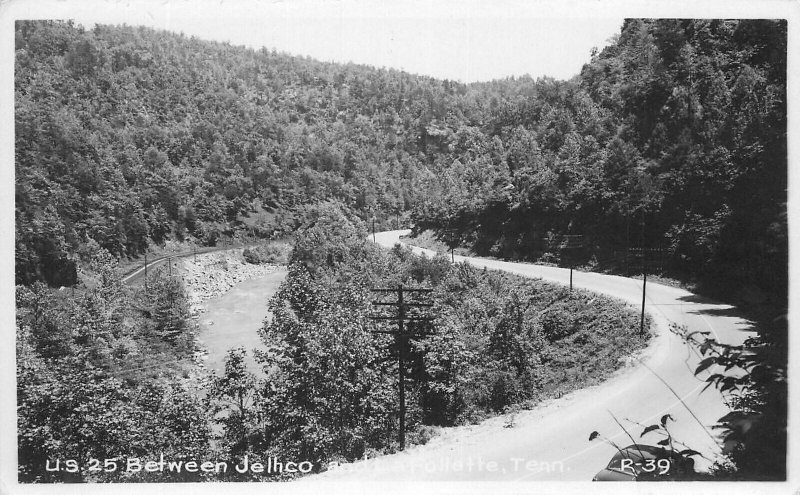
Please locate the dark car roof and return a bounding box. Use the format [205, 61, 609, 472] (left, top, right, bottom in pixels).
[593, 467, 636, 481]
[609, 444, 677, 462]
[594, 444, 693, 481]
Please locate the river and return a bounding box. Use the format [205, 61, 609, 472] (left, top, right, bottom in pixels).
[196, 268, 288, 375]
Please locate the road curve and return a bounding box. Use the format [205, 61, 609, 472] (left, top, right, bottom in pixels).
[311, 230, 756, 481]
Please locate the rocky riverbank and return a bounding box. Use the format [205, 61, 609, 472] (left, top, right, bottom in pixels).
[181, 249, 281, 318]
[180, 249, 283, 373]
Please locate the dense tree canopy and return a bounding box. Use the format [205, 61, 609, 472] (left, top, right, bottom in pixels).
[15, 20, 786, 306]
[412, 19, 786, 308]
[15, 20, 467, 285]
[16, 250, 211, 482]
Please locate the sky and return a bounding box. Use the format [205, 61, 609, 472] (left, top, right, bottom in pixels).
[28, 0, 624, 83]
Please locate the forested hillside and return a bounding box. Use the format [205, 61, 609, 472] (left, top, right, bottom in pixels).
[412, 19, 786, 307]
[16, 19, 786, 307]
[15, 20, 475, 286]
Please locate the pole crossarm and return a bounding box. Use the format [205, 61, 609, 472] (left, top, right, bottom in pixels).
[372, 301, 434, 307]
[369, 316, 434, 321]
[369, 329, 435, 337]
[541, 234, 585, 250]
[627, 247, 667, 271]
[371, 287, 433, 292]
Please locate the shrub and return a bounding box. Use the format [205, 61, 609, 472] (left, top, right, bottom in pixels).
[243, 244, 287, 265]
[407, 425, 438, 446]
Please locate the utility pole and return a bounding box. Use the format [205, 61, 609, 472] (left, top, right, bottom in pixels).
[144, 254, 148, 293]
[560, 234, 584, 292]
[640, 207, 646, 335]
[445, 228, 459, 264]
[641, 207, 646, 256]
[627, 246, 664, 335]
[641, 269, 647, 335]
[369, 284, 434, 450]
[627, 247, 646, 335]
[372, 216, 376, 243]
[625, 215, 631, 276]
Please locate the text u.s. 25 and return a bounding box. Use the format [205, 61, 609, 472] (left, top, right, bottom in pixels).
[45, 455, 314, 474]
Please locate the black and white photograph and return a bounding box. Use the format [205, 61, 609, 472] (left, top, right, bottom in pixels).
[1, 0, 795, 493]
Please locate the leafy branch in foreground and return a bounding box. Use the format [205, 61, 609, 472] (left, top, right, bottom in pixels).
[589, 412, 701, 481]
[590, 316, 786, 481]
[671, 323, 786, 479]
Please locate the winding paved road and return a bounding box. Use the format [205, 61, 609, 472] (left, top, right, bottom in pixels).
[312, 230, 756, 481]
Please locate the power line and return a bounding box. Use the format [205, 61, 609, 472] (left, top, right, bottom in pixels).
[17, 356, 197, 386]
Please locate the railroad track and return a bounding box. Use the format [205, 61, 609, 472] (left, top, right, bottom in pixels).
[120, 243, 262, 285]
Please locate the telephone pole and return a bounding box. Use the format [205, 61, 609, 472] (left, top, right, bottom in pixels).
[628, 246, 665, 335]
[369, 284, 434, 450]
[445, 228, 459, 263]
[560, 234, 584, 292]
[641, 269, 647, 335]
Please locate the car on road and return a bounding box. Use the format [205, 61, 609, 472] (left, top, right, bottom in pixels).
[592, 444, 695, 481]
